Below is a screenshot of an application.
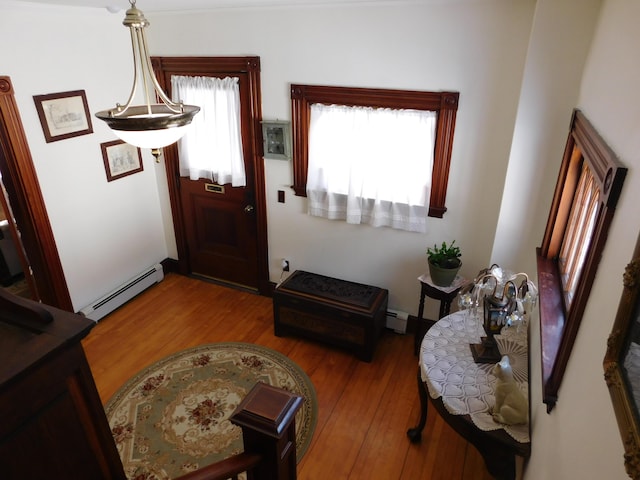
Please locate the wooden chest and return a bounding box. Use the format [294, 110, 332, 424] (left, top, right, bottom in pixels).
[273, 270, 388, 362]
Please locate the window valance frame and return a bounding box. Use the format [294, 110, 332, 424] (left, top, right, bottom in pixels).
[290, 84, 459, 218]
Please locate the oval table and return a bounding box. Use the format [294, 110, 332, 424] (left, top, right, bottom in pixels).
[407, 310, 531, 480]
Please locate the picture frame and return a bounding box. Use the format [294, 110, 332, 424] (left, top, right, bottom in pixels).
[604, 231, 640, 478]
[33, 90, 93, 143]
[261, 120, 291, 160]
[100, 140, 143, 182]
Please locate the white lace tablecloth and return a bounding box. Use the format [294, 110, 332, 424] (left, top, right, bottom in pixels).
[419, 310, 530, 443]
[418, 272, 468, 293]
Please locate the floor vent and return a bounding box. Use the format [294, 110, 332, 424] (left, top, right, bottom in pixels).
[386, 309, 408, 334]
[79, 264, 164, 322]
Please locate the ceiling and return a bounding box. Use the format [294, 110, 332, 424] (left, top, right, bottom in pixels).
[3, 0, 419, 13]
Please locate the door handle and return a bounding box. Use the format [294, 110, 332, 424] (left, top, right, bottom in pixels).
[244, 205, 255, 213]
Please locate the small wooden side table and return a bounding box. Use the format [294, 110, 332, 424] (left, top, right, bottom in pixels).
[413, 272, 467, 354]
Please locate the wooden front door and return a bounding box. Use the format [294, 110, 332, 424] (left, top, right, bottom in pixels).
[179, 174, 258, 288]
[154, 57, 269, 293]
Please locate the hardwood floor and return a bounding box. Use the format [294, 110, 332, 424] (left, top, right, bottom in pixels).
[82, 273, 493, 480]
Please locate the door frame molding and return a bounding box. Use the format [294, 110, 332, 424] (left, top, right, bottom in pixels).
[152, 57, 270, 294]
[0, 76, 72, 310]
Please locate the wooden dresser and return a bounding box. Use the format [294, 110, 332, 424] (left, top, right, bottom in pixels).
[0, 290, 126, 479]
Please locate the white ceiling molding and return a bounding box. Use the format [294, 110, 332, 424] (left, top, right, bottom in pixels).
[0, 0, 450, 14]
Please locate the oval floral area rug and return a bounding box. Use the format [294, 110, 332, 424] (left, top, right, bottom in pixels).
[105, 342, 317, 479]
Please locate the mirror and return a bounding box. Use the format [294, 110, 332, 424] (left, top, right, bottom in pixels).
[604, 233, 640, 478]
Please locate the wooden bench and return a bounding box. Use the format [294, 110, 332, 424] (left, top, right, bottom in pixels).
[273, 270, 388, 362]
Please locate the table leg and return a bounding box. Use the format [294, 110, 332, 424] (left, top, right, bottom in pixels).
[414, 284, 427, 355]
[427, 391, 520, 480]
[407, 366, 428, 443]
[439, 298, 451, 319]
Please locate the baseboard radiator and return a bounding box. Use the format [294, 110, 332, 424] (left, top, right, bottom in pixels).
[79, 264, 164, 322]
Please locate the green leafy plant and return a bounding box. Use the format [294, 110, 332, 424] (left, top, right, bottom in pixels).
[427, 240, 462, 268]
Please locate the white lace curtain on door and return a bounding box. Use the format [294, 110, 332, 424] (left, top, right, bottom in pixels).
[307, 104, 437, 233]
[171, 75, 246, 186]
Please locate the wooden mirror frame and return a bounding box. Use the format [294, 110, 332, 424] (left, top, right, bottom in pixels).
[604, 232, 640, 478]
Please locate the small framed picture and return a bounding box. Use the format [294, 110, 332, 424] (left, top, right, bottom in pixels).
[33, 90, 93, 143]
[261, 120, 291, 160]
[100, 140, 143, 182]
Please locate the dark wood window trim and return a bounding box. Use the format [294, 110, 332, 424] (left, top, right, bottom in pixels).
[0, 76, 72, 310]
[290, 85, 459, 218]
[537, 109, 626, 412]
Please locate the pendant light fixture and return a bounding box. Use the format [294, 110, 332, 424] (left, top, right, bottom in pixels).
[95, 0, 199, 155]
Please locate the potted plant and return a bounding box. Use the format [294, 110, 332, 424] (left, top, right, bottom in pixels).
[427, 240, 462, 287]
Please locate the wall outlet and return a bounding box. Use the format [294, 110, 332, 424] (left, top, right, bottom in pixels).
[281, 259, 290, 272]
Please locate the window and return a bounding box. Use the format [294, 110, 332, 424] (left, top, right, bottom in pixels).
[171, 75, 246, 186]
[307, 103, 436, 232]
[558, 161, 599, 308]
[537, 109, 626, 412]
[290, 85, 459, 220]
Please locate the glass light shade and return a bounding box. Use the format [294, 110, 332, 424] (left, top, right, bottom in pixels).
[112, 126, 187, 149]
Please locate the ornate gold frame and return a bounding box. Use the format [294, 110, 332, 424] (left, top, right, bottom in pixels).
[604, 234, 640, 479]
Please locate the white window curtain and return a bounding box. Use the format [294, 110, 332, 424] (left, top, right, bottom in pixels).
[171, 75, 246, 186]
[307, 103, 437, 233]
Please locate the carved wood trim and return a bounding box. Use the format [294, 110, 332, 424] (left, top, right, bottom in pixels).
[290, 84, 459, 218]
[0, 76, 72, 310]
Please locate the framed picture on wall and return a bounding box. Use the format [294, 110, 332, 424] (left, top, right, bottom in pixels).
[33, 90, 93, 142]
[261, 120, 291, 160]
[100, 140, 143, 182]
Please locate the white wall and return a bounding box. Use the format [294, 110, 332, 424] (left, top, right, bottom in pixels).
[149, 0, 536, 317]
[491, 0, 602, 275]
[524, 0, 640, 478]
[0, 3, 172, 311]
